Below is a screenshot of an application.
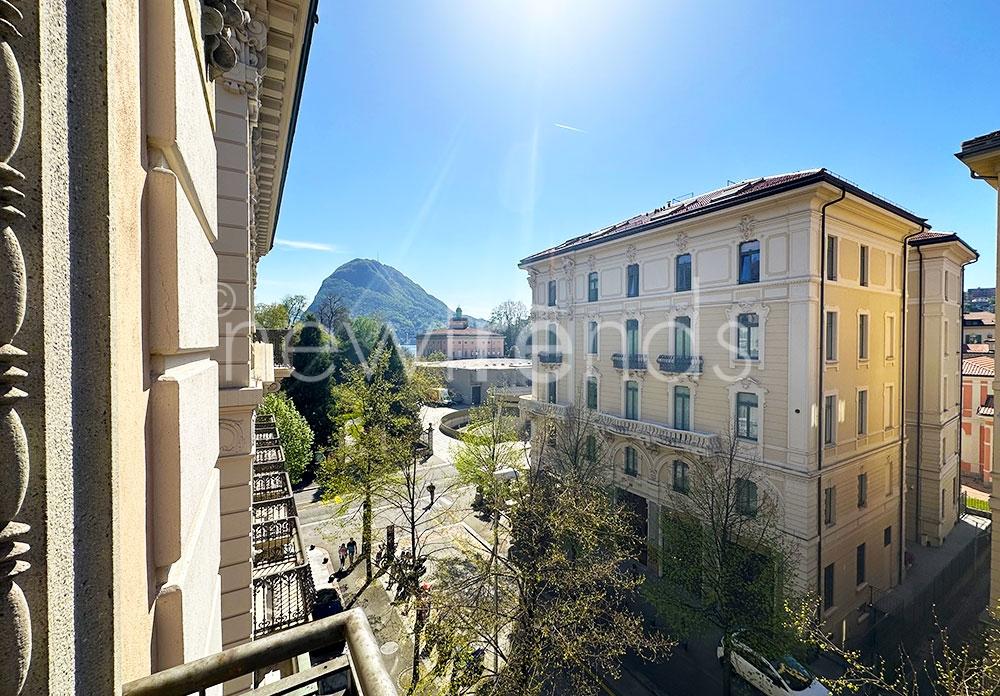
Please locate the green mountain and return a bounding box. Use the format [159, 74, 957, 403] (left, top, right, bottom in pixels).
[307, 258, 484, 344]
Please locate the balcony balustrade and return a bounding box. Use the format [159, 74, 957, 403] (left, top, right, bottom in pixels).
[256, 429, 281, 447]
[253, 495, 298, 524]
[519, 394, 569, 419]
[612, 353, 648, 371]
[121, 608, 397, 696]
[253, 471, 293, 502]
[537, 351, 563, 364]
[656, 354, 704, 374]
[253, 563, 317, 638]
[253, 443, 286, 474]
[253, 518, 301, 568]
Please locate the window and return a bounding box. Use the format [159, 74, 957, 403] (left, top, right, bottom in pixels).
[735, 392, 758, 440]
[883, 526, 892, 547]
[856, 544, 866, 586]
[547, 377, 556, 404]
[826, 236, 838, 280]
[625, 380, 639, 420]
[626, 319, 639, 356]
[941, 489, 946, 519]
[738, 240, 760, 284]
[885, 315, 896, 360]
[588, 321, 598, 355]
[672, 460, 689, 494]
[586, 434, 597, 462]
[588, 272, 599, 302]
[857, 389, 868, 436]
[858, 314, 869, 360]
[825, 311, 838, 361]
[824, 395, 836, 446]
[860, 245, 869, 287]
[823, 563, 835, 611]
[547, 280, 556, 307]
[884, 384, 894, 429]
[674, 386, 691, 431]
[586, 377, 598, 410]
[857, 473, 868, 508]
[674, 316, 692, 358]
[736, 479, 758, 517]
[824, 486, 836, 526]
[675, 254, 692, 291]
[737, 313, 759, 360]
[626, 263, 639, 297]
[624, 446, 638, 477]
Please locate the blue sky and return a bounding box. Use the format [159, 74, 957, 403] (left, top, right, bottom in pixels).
[257, 0, 1000, 318]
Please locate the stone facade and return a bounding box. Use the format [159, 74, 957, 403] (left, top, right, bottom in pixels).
[519, 170, 933, 640]
[417, 309, 505, 359]
[0, 1, 316, 694]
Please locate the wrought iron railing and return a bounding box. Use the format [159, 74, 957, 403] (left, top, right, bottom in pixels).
[253, 517, 300, 567]
[253, 563, 317, 638]
[253, 495, 298, 524]
[537, 351, 563, 364]
[656, 354, 703, 373]
[253, 471, 292, 502]
[254, 444, 287, 474]
[612, 353, 647, 370]
[121, 608, 397, 696]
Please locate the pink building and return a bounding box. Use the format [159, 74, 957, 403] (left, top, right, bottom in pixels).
[417, 308, 505, 359]
[962, 355, 994, 482]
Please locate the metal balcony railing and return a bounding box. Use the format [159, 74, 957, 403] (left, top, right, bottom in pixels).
[253, 471, 293, 502]
[537, 351, 563, 364]
[257, 413, 276, 426]
[256, 430, 281, 448]
[253, 517, 300, 567]
[656, 354, 703, 374]
[253, 563, 317, 638]
[121, 608, 397, 696]
[253, 495, 298, 524]
[612, 353, 647, 370]
[253, 444, 287, 474]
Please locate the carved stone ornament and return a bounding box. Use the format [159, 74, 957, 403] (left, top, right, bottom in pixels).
[561, 258, 575, 278]
[625, 244, 637, 264]
[676, 231, 688, 253]
[587, 254, 597, 271]
[0, 1, 32, 692]
[201, 0, 247, 80]
[738, 215, 756, 241]
[526, 269, 539, 291]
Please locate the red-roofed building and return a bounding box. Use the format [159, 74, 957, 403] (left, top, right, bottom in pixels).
[416, 307, 504, 359]
[962, 356, 995, 483]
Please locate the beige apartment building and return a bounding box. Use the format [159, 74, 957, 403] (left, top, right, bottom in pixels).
[519, 169, 966, 640]
[961, 355, 994, 483]
[957, 130, 1000, 607]
[904, 232, 978, 546]
[0, 3, 392, 695]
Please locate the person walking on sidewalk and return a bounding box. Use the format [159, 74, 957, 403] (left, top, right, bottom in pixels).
[346, 537, 357, 565]
[338, 543, 348, 571]
[427, 482, 436, 506]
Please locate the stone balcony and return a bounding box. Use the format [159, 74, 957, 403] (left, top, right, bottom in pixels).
[655, 354, 704, 374]
[537, 350, 563, 364]
[519, 395, 719, 454]
[611, 352, 648, 371]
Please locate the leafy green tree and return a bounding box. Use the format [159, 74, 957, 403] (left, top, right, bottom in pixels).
[488, 300, 530, 357]
[424, 350, 447, 362]
[645, 429, 796, 696]
[428, 405, 670, 695]
[257, 392, 314, 484]
[255, 301, 289, 328]
[283, 313, 336, 448]
[281, 294, 307, 325]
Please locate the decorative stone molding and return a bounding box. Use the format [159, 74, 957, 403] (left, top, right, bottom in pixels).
[586, 254, 597, 271]
[625, 244, 637, 264]
[201, 0, 246, 79]
[0, 2, 31, 691]
[526, 268, 539, 292]
[561, 258, 575, 278]
[676, 231, 688, 253]
[738, 215, 756, 241]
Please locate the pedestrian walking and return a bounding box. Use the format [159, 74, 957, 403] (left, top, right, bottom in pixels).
[375, 542, 386, 567]
[338, 543, 348, 571]
[346, 537, 357, 565]
[427, 482, 436, 505]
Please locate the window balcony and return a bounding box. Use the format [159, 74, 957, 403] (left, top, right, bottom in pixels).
[253, 471, 293, 503]
[656, 354, 703, 374]
[121, 608, 397, 696]
[537, 351, 563, 364]
[519, 394, 569, 418]
[253, 443, 287, 474]
[253, 562, 316, 638]
[612, 353, 648, 371]
[253, 495, 299, 524]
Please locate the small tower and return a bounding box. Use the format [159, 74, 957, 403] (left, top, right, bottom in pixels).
[448, 306, 469, 330]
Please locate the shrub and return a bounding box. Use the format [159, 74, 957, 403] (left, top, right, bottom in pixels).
[259, 391, 314, 484]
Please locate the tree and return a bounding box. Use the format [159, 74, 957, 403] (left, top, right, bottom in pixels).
[645, 428, 797, 696]
[257, 392, 314, 484]
[424, 350, 447, 362]
[282, 294, 308, 325]
[488, 300, 530, 357]
[427, 404, 670, 695]
[313, 293, 348, 332]
[255, 301, 289, 328]
[788, 598, 1000, 695]
[283, 313, 336, 448]
[320, 349, 425, 582]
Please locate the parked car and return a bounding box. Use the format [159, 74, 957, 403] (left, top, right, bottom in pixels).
[717, 634, 829, 696]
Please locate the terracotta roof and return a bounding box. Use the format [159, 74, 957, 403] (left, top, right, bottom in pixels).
[908, 230, 952, 242]
[964, 343, 993, 354]
[520, 169, 927, 265]
[964, 312, 995, 326]
[908, 229, 979, 259]
[963, 355, 995, 377]
[978, 394, 994, 418]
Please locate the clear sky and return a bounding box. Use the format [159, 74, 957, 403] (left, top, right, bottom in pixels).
[257, 0, 1000, 319]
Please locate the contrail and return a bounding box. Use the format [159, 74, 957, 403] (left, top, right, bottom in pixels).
[553, 123, 586, 133]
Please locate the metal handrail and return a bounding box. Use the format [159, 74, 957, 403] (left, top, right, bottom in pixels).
[656, 354, 703, 373]
[611, 352, 648, 370]
[121, 608, 397, 696]
[537, 351, 563, 364]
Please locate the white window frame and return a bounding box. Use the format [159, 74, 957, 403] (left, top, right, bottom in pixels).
[857, 387, 868, 437]
[823, 391, 838, 447]
[858, 311, 870, 361]
[825, 309, 839, 363]
[725, 303, 769, 368]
